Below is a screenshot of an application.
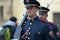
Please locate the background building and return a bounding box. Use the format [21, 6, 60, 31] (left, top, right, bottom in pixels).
[0, 0, 12, 25]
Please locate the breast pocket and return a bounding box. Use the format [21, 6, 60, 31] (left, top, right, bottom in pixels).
[34, 32, 44, 40]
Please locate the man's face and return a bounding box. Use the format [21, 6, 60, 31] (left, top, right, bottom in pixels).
[26, 6, 38, 17]
[39, 13, 48, 19]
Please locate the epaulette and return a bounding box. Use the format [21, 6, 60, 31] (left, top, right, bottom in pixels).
[48, 22, 57, 26]
[39, 18, 48, 23]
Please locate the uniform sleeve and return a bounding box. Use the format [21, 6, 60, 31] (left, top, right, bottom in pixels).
[53, 25, 58, 34]
[49, 22, 58, 34]
[44, 23, 58, 40]
[43, 23, 51, 40]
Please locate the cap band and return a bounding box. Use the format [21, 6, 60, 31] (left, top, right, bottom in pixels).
[26, 4, 37, 6]
[39, 10, 48, 12]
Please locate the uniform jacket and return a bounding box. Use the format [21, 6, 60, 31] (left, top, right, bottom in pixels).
[39, 18, 58, 40]
[21, 16, 51, 40]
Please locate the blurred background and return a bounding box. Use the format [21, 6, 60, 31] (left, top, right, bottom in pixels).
[0, 0, 60, 29]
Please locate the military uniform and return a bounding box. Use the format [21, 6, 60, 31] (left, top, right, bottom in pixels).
[21, 16, 51, 40]
[38, 6, 59, 33]
[20, 0, 51, 40]
[48, 22, 58, 34]
[39, 18, 58, 34]
[38, 6, 59, 40]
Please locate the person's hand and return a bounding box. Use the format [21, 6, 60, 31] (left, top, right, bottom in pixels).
[49, 31, 54, 38]
[56, 32, 60, 37]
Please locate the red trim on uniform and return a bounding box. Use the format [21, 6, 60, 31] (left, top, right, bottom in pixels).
[39, 17, 48, 23]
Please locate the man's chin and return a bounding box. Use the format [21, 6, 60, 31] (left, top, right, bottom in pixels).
[28, 14, 32, 17]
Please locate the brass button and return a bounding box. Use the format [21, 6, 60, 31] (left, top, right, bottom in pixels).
[29, 32, 30, 34]
[28, 37, 30, 39]
[30, 22, 32, 25]
[38, 32, 40, 34]
[28, 27, 31, 30]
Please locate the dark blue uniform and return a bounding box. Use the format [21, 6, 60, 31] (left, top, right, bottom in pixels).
[21, 0, 51, 40]
[48, 22, 58, 40]
[38, 5, 59, 40]
[48, 22, 58, 34]
[21, 16, 51, 40]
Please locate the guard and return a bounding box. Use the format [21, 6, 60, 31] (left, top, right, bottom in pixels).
[20, 0, 51, 40]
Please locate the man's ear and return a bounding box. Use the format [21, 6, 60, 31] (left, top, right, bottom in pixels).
[47, 14, 48, 17]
